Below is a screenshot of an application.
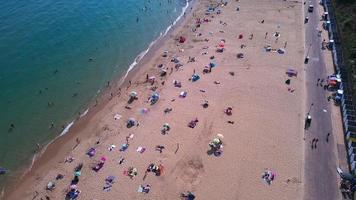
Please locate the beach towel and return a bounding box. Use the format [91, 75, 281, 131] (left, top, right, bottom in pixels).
[120, 143, 129, 151]
[136, 146, 146, 153]
[138, 185, 150, 193]
[108, 144, 116, 151]
[179, 91, 187, 98]
[114, 114, 122, 120]
[138, 185, 144, 193]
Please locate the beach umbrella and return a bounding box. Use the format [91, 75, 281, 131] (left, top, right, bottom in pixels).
[213, 138, 220, 144]
[74, 171, 81, 177]
[192, 74, 200, 82]
[209, 62, 216, 68]
[130, 91, 137, 97]
[151, 92, 159, 100]
[101, 156, 107, 162]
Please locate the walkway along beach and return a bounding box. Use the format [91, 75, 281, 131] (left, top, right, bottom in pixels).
[4, 0, 307, 199]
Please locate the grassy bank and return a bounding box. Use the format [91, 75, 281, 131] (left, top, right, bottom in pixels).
[332, 0, 356, 94]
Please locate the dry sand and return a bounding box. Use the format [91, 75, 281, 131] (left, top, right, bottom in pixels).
[4, 0, 306, 199]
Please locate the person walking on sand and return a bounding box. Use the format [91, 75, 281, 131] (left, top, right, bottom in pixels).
[284, 41, 287, 48]
[126, 80, 132, 90]
[36, 143, 40, 150]
[265, 32, 268, 39]
[326, 133, 330, 142]
[311, 138, 316, 149]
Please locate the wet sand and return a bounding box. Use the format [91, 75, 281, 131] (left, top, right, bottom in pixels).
[4, 0, 306, 199]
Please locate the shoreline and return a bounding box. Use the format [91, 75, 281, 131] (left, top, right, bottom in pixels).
[2, 0, 196, 198]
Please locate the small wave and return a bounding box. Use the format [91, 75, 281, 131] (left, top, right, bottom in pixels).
[60, 121, 74, 136]
[80, 108, 89, 118]
[21, 120, 74, 178]
[120, 0, 190, 84]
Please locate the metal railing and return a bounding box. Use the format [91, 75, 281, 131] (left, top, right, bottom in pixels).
[322, 0, 356, 173]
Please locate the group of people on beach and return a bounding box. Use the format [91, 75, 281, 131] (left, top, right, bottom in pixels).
[24, 0, 307, 198]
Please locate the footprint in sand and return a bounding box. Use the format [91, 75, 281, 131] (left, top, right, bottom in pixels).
[173, 156, 205, 186]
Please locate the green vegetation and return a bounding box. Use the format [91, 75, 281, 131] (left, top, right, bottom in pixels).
[332, 0, 356, 93]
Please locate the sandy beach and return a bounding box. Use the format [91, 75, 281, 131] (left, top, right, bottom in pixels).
[4, 0, 306, 199]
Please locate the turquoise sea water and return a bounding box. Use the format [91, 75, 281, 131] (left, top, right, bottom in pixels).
[0, 0, 187, 184]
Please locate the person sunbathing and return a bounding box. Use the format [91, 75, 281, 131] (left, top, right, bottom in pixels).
[164, 108, 173, 114]
[155, 145, 165, 153]
[224, 107, 232, 116]
[161, 124, 170, 135]
[127, 167, 138, 179]
[188, 118, 199, 128]
[92, 159, 105, 172]
[173, 80, 182, 88]
[181, 191, 196, 200]
[147, 163, 163, 176]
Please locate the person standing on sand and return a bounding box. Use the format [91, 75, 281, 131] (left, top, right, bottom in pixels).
[265, 32, 268, 39]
